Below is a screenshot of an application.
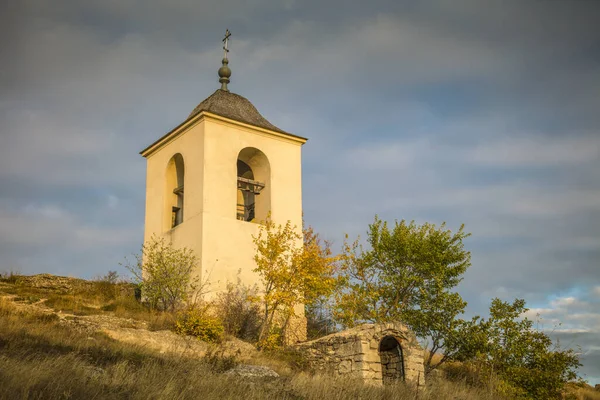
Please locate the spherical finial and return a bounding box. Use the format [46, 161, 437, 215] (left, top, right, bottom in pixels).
[219, 58, 231, 91]
[219, 58, 231, 78]
[219, 30, 232, 91]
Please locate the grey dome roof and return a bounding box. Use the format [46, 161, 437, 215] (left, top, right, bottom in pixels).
[188, 89, 287, 134]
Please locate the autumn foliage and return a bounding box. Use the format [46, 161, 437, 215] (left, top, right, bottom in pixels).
[252, 217, 339, 348]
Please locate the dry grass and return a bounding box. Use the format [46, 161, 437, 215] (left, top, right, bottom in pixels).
[0, 273, 178, 328]
[563, 382, 600, 400]
[0, 275, 516, 399]
[0, 294, 508, 400]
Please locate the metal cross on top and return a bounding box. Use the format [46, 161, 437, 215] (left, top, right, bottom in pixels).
[223, 29, 231, 58]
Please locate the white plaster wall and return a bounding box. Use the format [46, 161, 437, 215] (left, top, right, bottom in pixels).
[200, 117, 303, 296]
[143, 120, 206, 283]
[142, 114, 304, 299]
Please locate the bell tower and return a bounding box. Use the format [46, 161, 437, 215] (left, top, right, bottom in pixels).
[140, 31, 307, 311]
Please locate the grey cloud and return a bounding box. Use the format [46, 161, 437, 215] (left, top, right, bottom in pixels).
[1, 0, 600, 384]
[0, 108, 145, 187]
[469, 135, 600, 168]
[0, 200, 140, 278]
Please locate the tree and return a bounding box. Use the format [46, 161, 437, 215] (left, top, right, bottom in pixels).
[333, 216, 471, 372]
[252, 218, 339, 348]
[408, 291, 470, 374]
[452, 298, 581, 399]
[124, 235, 200, 311]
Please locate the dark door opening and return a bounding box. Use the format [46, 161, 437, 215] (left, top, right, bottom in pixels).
[379, 336, 405, 384]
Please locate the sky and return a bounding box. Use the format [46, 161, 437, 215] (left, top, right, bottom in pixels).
[1, 0, 599, 384]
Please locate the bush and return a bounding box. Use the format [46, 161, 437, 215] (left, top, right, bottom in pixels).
[123, 236, 201, 311]
[452, 298, 581, 399]
[174, 307, 224, 343]
[0, 270, 21, 284]
[215, 279, 262, 342]
[93, 271, 121, 301]
[257, 325, 284, 351]
[201, 348, 238, 373]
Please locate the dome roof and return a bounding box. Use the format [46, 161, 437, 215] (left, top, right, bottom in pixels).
[187, 89, 287, 134]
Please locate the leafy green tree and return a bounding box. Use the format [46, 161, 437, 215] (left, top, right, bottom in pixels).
[124, 235, 200, 311]
[408, 291, 470, 374]
[252, 218, 339, 348]
[333, 216, 471, 373]
[453, 298, 581, 399]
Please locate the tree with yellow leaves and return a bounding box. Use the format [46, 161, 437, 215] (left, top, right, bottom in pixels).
[252, 217, 339, 348]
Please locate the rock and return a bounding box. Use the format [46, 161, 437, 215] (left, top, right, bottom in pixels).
[83, 366, 105, 379]
[219, 337, 258, 357]
[338, 360, 352, 373]
[224, 364, 279, 378]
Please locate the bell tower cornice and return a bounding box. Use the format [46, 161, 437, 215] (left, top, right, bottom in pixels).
[140, 111, 306, 158]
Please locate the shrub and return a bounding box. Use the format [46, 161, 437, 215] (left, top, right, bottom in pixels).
[201, 348, 238, 373]
[257, 325, 284, 351]
[215, 279, 262, 342]
[123, 236, 201, 311]
[0, 270, 21, 284]
[452, 298, 581, 399]
[174, 307, 224, 343]
[93, 271, 121, 301]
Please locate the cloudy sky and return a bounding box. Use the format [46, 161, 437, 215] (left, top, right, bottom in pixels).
[1, 0, 599, 384]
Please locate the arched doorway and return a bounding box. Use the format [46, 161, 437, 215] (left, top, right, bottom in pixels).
[379, 335, 405, 384]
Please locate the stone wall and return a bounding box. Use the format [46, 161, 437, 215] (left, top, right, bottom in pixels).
[380, 349, 402, 384]
[294, 322, 424, 387]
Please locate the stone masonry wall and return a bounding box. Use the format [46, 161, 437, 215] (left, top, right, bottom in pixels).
[294, 322, 425, 387]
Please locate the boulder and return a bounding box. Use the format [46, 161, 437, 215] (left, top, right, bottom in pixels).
[224, 364, 279, 379]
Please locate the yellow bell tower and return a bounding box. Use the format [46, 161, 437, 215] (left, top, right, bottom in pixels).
[139, 31, 307, 322]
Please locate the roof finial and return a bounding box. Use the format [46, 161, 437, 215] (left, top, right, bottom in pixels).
[218, 29, 232, 91]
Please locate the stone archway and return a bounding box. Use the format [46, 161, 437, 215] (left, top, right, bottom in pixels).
[379, 335, 405, 384]
[294, 322, 424, 387]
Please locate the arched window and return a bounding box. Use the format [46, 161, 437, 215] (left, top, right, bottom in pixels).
[165, 153, 185, 229]
[236, 147, 270, 222]
[379, 336, 405, 384]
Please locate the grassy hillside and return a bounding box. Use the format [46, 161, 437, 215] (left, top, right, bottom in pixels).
[0, 273, 597, 400]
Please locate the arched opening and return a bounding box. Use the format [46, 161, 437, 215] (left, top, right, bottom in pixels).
[165, 153, 185, 230]
[379, 336, 405, 384]
[237, 159, 256, 221]
[236, 147, 270, 222]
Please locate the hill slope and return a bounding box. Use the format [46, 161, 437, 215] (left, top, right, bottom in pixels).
[1, 273, 596, 399]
